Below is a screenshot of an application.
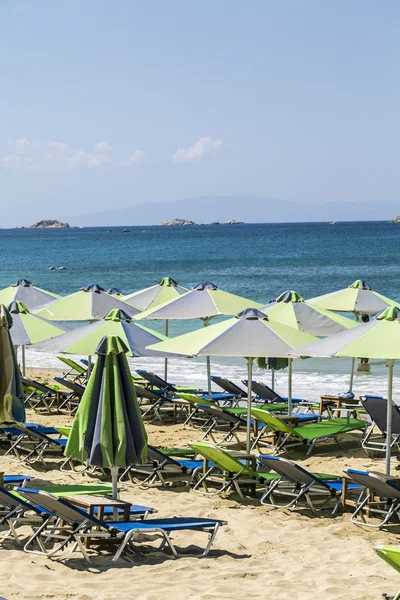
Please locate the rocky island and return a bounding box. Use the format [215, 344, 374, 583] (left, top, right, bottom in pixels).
[390, 214, 400, 223]
[210, 220, 244, 225]
[27, 219, 70, 229]
[158, 219, 196, 226]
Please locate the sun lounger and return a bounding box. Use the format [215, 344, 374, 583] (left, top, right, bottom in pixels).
[2, 423, 69, 466]
[251, 408, 366, 455]
[57, 356, 88, 383]
[136, 369, 234, 402]
[344, 468, 400, 529]
[374, 545, 400, 600]
[210, 376, 246, 399]
[53, 377, 85, 413]
[134, 384, 178, 423]
[119, 445, 203, 487]
[17, 488, 227, 564]
[259, 456, 363, 514]
[22, 377, 70, 413]
[241, 379, 304, 404]
[360, 396, 400, 454]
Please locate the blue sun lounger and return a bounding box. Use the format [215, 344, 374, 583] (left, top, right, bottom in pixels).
[17, 488, 227, 564]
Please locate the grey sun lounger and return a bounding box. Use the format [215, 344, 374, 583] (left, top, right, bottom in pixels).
[53, 377, 86, 413]
[22, 377, 70, 413]
[210, 376, 246, 399]
[259, 456, 363, 514]
[241, 380, 304, 404]
[344, 468, 400, 529]
[360, 396, 400, 454]
[17, 488, 227, 564]
[3, 423, 69, 466]
[136, 369, 234, 402]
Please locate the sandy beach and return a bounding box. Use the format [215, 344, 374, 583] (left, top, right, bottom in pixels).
[0, 366, 395, 600]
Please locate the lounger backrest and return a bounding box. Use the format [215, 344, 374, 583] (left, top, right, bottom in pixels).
[191, 443, 256, 477]
[136, 370, 175, 391]
[210, 376, 244, 396]
[53, 377, 85, 395]
[344, 469, 400, 499]
[57, 356, 87, 375]
[361, 397, 400, 435]
[374, 546, 400, 574]
[251, 408, 294, 434]
[260, 456, 329, 488]
[134, 385, 164, 401]
[0, 487, 40, 512]
[242, 380, 282, 402]
[177, 393, 215, 407]
[16, 488, 106, 527]
[11, 424, 64, 447]
[199, 405, 244, 423]
[21, 377, 53, 394]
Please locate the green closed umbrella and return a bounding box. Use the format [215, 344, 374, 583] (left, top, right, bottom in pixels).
[0, 279, 59, 311]
[0, 305, 25, 424]
[65, 335, 147, 500]
[148, 308, 317, 451]
[294, 306, 400, 474]
[8, 301, 65, 375]
[124, 278, 188, 380]
[137, 281, 262, 397]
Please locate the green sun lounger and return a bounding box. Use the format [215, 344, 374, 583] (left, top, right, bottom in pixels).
[251, 408, 366, 456]
[375, 546, 400, 600]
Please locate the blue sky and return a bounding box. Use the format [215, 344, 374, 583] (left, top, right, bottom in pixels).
[0, 1, 398, 226]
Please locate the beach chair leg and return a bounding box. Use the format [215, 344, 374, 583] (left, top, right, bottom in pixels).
[202, 523, 220, 557]
[350, 492, 372, 526]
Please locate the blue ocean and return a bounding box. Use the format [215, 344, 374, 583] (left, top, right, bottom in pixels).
[1, 221, 400, 400]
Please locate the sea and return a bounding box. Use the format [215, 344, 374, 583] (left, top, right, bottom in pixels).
[1, 220, 400, 402]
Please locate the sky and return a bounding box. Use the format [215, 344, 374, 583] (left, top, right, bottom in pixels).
[0, 0, 398, 226]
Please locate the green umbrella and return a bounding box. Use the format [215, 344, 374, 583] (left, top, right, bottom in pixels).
[65, 335, 147, 500]
[307, 280, 400, 316]
[0, 305, 25, 424]
[8, 301, 65, 375]
[0, 279, 59, 310]
[294, 306, 400, 474]
[137, 281, 263, 397]
[37, 308, 181, 358]
[148, 308, 317, 451]
[261, 290, 359, 391]
[124, 278, 188, 380]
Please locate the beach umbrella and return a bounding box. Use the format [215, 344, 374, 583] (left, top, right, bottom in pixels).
[0, 305, 25, 424]
[136, 281, 263, 397]
[36, 308, 182, 359]
[261, 290, 359, 391]
[293, 306, 400, 474]
[124, 277, 188, 379]
[148, 308, 317, 452]
[7, 301, 65, 375]
[65, 335, 147, 501]
[0, 279, 59, 310]
[307, 280, 400, 316]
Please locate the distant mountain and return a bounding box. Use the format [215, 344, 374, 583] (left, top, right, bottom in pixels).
[69, 195, 398, 227]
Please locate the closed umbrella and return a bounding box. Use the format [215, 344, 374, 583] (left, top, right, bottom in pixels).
[124, 277, 188, 380]
[8, 301, 65, 375]
[65, 335, 147, 500]
[261, 290, 358, 391]
[136, 281, 262, 397]
[0, 305, 25, 424]
[106, 288, 124, 296]
[37, 308, 182, 359]
[293, 306, 400, 474]
[0, 279, 59, 310]
[148, 308, 317, 451]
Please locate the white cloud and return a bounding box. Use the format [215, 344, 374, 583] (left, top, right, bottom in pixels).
[0, 138, 146, 171]
[173, 137, 223, 162]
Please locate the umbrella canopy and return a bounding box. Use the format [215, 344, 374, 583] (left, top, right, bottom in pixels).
[0, 305, 25, 424]
[106, 288, 124, 296]
[135, 281, 262, 321]
[65, 335, 147, 497]
[35, 283, 141, 321]
[307, 280, 400, 316]
[148, 307, 318, 451]
[293, 306, 400, 473]
[37, 308, 181, 358]
[8, 301, 65, 346]
[0, 279, 59, 310]
[123, 277, 188, 310]
[260, 290, 358, 336]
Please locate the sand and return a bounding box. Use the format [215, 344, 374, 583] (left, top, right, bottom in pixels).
[0, 366, 398, 600]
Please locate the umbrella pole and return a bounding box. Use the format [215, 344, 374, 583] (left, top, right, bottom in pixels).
[111, 465, 119, 520]
[206, 356, 212, 399]
[21, 345, 26, 376]
[87, 356, 92, 380]
[349, 357, 355, 393]
[386, 359, 394, 475]
[271, 366, 275, 391]
[246, 358, 253, 454]
[164, 320, 169, 381]
[288, 358, 293, 416]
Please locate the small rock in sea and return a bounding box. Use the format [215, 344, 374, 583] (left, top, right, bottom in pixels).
[49, 266, 56, 270]
[58, 266, 66, 270]
[122, 228, 130, 232]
